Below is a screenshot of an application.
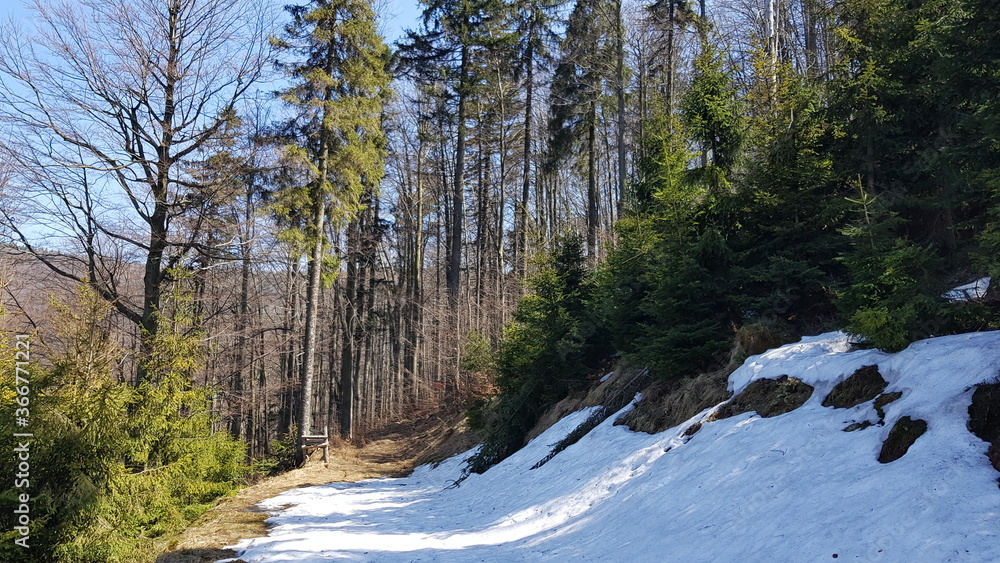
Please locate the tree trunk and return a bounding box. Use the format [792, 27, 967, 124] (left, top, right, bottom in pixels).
[615, 0, 626, 219]
[340, 217, 361, 441]
[448, 45, 469, 306]
[587, 104, 599, 259]
[279, 256, 299, 439]
[296, 186, 326, 463]
[803, 0, 818, 78]
[296, 71, 335, 462]
[517, 41, 534, 277]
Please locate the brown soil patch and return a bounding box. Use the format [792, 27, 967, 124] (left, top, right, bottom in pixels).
[823, 365, 887, 409]
[710, 375, 813, 421]
[155, 411, 477, 563]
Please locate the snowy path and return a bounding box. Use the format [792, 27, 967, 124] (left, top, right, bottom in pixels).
[229, 332, 1000, 562]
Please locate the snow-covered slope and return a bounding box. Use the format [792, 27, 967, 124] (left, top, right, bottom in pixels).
[228, 331, 1000, 562]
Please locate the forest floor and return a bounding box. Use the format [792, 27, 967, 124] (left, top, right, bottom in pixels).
[154, 411, 478, 563]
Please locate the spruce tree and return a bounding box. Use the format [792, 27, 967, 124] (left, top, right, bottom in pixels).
[272, 0, 391, 452]
[734, 66, 846, 327]
[466, 237, 597, 474]
[680, 40, 743, 194]
[511, 0, 564, 272]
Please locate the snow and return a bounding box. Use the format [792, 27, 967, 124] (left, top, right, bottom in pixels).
[229, 331, 1000, 562]
[944, 277, 991, 301]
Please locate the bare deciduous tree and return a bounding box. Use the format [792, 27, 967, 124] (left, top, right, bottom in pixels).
[0, 0, 272, 381]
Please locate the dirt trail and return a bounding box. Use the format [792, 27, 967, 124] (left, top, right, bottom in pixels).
[155, 413, 477, 563]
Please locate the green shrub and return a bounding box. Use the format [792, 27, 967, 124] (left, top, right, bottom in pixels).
[0, 287, 246, 562]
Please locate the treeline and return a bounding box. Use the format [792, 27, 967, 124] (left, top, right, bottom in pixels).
[0, 0, 999, 558]
[460, 0, 1000, 471]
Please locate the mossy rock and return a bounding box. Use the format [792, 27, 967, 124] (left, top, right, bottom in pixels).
[823, 365, 888, 409]
[843, 421, 874, 432]
[874, 391, 903, 419]
[711, 375, 814, 421]
[878, 416, 927, 463]
[968, 383, 1000, 444]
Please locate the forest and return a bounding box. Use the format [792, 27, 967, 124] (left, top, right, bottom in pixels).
[0, 0, 998, 559]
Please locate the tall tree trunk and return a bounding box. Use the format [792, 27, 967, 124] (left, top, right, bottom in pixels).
[137, 2, 183, 384]
[587, 104, 599, 259]
[296, 75, 334, 462]
[448, 45, 469, 306]
[766, 0, 779, 100]
[139, 205, 167, 384]
[803, 0, 818, 78]
[615, 0, 626, 219]
[340, 217, 361, 441]
[667, 0, 676, 115]
[296, 184, 327, 462]
[230, 224, 252, 440]
[279, 256, 300, 438]
[518, 47, 534, 278]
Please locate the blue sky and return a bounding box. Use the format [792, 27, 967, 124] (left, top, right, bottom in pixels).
[379, 0, 424, 43]
[4, 0, 422, 44]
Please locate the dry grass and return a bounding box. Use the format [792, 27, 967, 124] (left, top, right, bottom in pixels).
[710, 375, 813, 421]
[613, 324, 798, 435]
[728, 320, 795, 367]
[682, 421, 703, 437]
[155, 412, 479, 563]
[616, 370, 731, 434]
[823, 365, 888, 409]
